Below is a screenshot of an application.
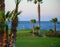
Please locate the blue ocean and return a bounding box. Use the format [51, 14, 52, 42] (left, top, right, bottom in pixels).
[8, 21, 60, 31]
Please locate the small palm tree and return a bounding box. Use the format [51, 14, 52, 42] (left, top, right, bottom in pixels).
[51, 18, 58, 34]
[2, 11, 13, 47]
[30, 19, 36, 36]
[9, 0, 21, 47]
[27, 0, 43, 35]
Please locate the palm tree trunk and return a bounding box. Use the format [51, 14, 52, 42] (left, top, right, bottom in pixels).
[2, 25, 8, 47]
[54, 23, 56, 34]
[2, 31, 7, 47]
[38, 2, 40, 35]
[0, 0, 5, 10]
[0, 0, 5, 47]
[6, 25, 9, 47]
[9, 4, 18, 47]
[0, 30, 4, 47]
[9, 17, 18, 47]
[32, 24, 35, 37]
[0, 0, 8, 46]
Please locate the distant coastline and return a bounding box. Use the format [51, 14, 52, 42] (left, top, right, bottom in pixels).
[8, 21, 60, 30]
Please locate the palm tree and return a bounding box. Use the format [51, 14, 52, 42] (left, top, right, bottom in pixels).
[9, 0, 21, 47]
[27, 0, 43, 35]
[30, 19, 36, 36]
[2, 11, 13, 47]
[0, 0, 5, 47]
[51, 18, 58, 34]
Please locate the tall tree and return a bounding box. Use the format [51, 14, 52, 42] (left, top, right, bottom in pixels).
[0, 0, 5, 47]
[30, 19, 36, 36]
[9, 0, 21, 47]
[27, 0, 42, 35]
[51, 18, 58, 34]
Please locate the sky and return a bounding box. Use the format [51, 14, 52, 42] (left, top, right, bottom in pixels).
[5, 0, 60, 21]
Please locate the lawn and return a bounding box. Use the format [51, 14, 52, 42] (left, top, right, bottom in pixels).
[16, 30, 60, 47]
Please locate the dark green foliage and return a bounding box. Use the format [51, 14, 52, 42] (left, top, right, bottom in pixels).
[27, 0, 32, 1]
[34, 0, 37, 4]
[5, 11, 13, 19]
[51, 18, 58, 23]
[57, 31, 60, 37]
[30, 19, 36, 24]
[38, 0, 42, 2]
[16, 11, 22, 16]
[15, 0, 21, 7]
[0, 10, 4, 16]
[46, 29, 60, 37]
[8, 11, 14, 19]
[6, 11, 10, 18]
[47, 29, 56, 37]
[32, 26, 40, 36]
[49, 29, 53, 31]
[27, 0, 42, 4]
[0, 11, 13, 32]
[0, 22, 3, 29]
[0, 11, 5, 23]
[35, 26, 40, 30]
[34, 26, 40, 33]
[49, 29, 54, 34]
[47, 29, 54, 37]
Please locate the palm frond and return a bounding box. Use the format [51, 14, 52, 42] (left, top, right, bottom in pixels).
[30, 19, 36, 24]
[27, 0, 43, 4]
[51, 18, 58, 23]
[0, 22, 2, 28]
[15, 0, 21, 6]
[34, 0, 37, 4]
[27, 0, 32, 1]
[5, 11, 10, 18]
[38, 0, 42, 2]
[8, 11, 14, 18]
[16, 11, 22, 16]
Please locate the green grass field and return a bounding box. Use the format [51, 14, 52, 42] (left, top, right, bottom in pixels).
[16, 30, 60, 47]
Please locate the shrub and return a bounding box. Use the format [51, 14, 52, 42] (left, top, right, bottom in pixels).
[35, 26, 40, 31]
[47, 29, 54, 37]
